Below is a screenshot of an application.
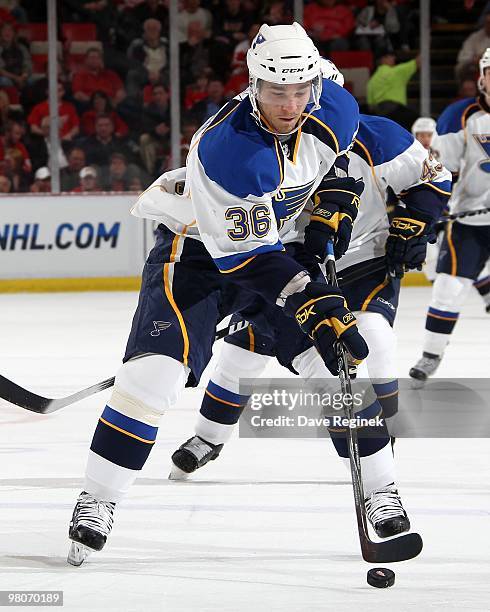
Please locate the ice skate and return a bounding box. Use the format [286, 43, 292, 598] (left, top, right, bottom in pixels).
[67, 491, 115, 566]
[365, 483, 410, 538]
[409, 352, 442, 388]
[169, 436, 223, 480]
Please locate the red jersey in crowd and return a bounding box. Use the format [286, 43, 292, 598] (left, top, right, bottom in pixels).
[27, 100, 80, 139]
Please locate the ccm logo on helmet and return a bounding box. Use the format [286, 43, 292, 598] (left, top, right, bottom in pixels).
[282, 68, 304, 73]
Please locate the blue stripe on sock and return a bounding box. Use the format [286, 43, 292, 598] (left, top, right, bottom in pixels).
[372, 380, 398, 397]
[102, 405, 158, 442]
[428, 306, 459, 319]
[206, 380, 249, 406]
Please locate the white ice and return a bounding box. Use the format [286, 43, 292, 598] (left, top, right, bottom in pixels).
[0, 286, 489, 612]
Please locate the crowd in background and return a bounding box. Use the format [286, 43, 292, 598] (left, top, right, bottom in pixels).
[0, 0, 486, 194]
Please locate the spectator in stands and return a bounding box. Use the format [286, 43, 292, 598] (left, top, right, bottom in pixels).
[72, 165, 100, 192]
[61, 0, 115, 41]
[456, 14, 490, 78]
[80, 90, 128, 138]
[211, 0, 251, 75]
[355, 0, 400, 55]
[192, 78, 228, 124]
[178, 0, 212, 44]
[0, 119, 31, 174]
[131, 0, 168, 28]
[72, 47, 126, 111]
[367, 50, 420, 129]
[0, 22, 32, 89]
[126, 18, 169, 98]
[261, 1, 293, 26]
[26, 115, 68, 172]
[30, 166, 51, 193]
[0, 173, 12, 193]
[102, 152, 141, 191]
[0, 89, 18, 134]
[2, 147, 29, 192]
[83, 113, 133, 169]
[225, 22, 259, 97]
[184, 73, 210, 111]
[60, 146, 86, 191]
[303, 0, 355, 54]
[27, 82, 79, 145]
[139, 83, 170, 175]
[0, 1, 28, 23]
[180, 21, 210, 88]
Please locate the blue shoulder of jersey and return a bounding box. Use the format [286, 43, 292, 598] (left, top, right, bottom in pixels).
[356, 114, 414, 166]
[436, 97, 478, 135]
[197, 97, 282, 199]
[304, 79, 359, 154]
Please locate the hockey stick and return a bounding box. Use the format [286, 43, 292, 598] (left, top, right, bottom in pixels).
[324, 242, 423, 563]
[0, 318, 250, 415]
[441, 206, 490, 222]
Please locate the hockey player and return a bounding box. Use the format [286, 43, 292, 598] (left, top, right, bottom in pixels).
[67, 23, 369, 566]
[168, 108, 451, 536]
[409, 49, 490, 386]
[411, 116, 490, 304]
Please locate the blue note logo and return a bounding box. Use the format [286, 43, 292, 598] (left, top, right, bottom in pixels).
[150, 321, 172, 336]
[473, 134, 490, 173]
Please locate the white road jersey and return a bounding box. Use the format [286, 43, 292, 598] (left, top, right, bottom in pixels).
[433, 96, 490, 226]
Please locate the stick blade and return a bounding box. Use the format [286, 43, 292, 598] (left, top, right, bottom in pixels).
[0, 375, 115, 414]
[361, 532, 423, 563]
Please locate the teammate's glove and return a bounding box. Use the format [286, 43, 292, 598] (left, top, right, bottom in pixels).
[285, 282, 369, 375]
[385, 209, 436, 278]
[304, 177, 364, 262]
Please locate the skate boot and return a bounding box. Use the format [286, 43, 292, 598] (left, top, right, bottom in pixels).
[365, 483, 410, 538]
[67, 491, 115, 566]
[409, 352, 442, 388]
[169, 436, 223, 480]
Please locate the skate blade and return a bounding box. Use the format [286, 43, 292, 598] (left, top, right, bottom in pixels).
[67, 541, 94, 566]
[168, 464, 190, 481]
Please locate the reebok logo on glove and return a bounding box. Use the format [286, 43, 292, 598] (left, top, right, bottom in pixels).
[391, 217, 425, 237]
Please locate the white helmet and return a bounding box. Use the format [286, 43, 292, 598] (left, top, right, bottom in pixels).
[478, 47, 490, 93]
[411, 117, 436, 136]
[246, 22, 322, 135]
[320, 58, 345, 87]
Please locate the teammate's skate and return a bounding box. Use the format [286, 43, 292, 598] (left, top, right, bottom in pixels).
[67, 491, 115, 566]
[169, 436, 223, 480]
[409, 351, 442, 387]
[365, 483, 410, 538]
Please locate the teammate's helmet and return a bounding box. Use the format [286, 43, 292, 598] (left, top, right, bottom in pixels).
[320, 58, 345, 87]
[478, 48, 490, 93]
[246, 22, 322, 135]
[411, 117, 436, 136]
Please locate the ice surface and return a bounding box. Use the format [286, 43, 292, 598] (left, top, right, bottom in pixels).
[0, 287, 488, 611]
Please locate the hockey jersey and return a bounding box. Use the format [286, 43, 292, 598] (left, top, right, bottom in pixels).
[292, 114, 452, 271]
[132, 79, 359, 273]
[433, 95, 490, 225]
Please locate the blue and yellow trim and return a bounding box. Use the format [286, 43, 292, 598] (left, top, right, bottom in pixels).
[100, 405, 157, 444]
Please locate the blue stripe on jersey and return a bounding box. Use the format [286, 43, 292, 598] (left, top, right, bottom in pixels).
[303, 79, 359, 154]
[357, 114, 414, 166]
[355, 400, 382, 421]
[372, 380, 398, 397]
[428, 306, 459, 320]
[436, 97, 478, 135]
[198, 96, 282, 199]
[101, 405, 158, 442]
[207, 380, 250, 406]
[214, 240, 284, 272]
[428, 180, 452, 195]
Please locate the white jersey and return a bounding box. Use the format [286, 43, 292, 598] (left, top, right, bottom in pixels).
[132, 79, 359, 273]
[293, 114, 452, 271]
[432, 95, 490, 226]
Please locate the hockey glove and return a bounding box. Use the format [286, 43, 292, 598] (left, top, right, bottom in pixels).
[385, 209, 435, 279]
[304, 177, 364, 262]
[285, 282, 369, 375]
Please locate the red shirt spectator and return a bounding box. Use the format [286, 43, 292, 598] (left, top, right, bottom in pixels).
[80, 90, 128, 138]
[0, 120, 31, 174]
[303, 0, 355, 43]
[72, 47, 126, 105]
[27, 82, 80, 141]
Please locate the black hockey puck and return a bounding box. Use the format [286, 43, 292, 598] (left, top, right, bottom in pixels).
[367, 567, 395, 588]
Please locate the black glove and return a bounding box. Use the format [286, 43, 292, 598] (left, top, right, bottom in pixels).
[285, 281, 369, 375]
[304, 177, 364, 261]
[385, 209, 434, 279]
